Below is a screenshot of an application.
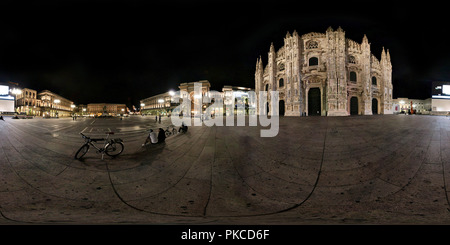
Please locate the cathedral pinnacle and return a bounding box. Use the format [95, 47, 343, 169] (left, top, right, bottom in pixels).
[386, 49, 391, 63]
[381, 46, 386, 60]
[362, 34, 368, 43]
[254, 27, 393, 116]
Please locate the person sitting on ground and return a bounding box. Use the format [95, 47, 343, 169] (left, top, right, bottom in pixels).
[158, 128, 166, 143]
[142, 129, 158, 146]
[178, 122, 188, 133]
[0, 115, 4, 121]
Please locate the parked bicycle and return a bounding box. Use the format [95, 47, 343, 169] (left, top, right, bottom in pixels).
[165, 125, 178, 137]
[75, 132, 124, 160]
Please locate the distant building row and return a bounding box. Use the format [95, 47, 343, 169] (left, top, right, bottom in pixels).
[140, 80, 254, 116]
[391, 82, 450, 115]
[0, 82, 128, 117]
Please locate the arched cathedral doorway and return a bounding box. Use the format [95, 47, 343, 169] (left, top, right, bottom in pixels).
[350, 97, 358, 115]
[372, 98, 378, 115]
[308, 88, 321, 116]
[279, 100, 285, 116]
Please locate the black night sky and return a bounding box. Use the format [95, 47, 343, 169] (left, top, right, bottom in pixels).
[0, 0, 447, 109]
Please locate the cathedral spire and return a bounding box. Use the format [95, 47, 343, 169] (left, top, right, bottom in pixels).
[362, 34, 368, 44]
[386, 49, 391, 63]
[270, 42, 275, 52]
[381, 46, 386, 61]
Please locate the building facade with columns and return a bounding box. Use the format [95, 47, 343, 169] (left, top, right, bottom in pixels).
[255, 27, 393, 116]
[87, 103, 127, 116]
[37, 90, 74, 117]
[15, 88, 39, 116]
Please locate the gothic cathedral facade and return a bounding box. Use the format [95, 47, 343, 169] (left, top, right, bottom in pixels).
[255, 27, 393, 116]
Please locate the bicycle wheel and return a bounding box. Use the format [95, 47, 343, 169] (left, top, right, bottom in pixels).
[75, 144, 89, 159]
[105, 142, 124, 157]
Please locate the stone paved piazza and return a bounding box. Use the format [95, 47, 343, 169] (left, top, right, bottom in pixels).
[0, 114, 450, 224]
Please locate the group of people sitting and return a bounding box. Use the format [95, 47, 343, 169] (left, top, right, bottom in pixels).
[142, 128, 165, 146]
[142, 123, 188, 146]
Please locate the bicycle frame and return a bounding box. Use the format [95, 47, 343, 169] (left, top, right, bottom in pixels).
[165, 125, 177, 137]
[77, 132, 123, 160]
[81, 132, 110, 149]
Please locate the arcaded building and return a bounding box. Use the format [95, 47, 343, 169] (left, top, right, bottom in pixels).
[255, 27, 393, 116]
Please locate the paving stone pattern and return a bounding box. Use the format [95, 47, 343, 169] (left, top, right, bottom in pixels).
[0, 114, 449, 224]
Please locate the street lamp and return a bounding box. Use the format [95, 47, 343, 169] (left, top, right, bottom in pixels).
[71, 104, 76, 116]
[140, 103, 145, 115]
[54, 99, 61, 110]
[10, 88, 21, 114]
[54, 99, 61, 118]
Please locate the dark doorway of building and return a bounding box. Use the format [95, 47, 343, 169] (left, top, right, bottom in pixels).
[308, 88, 321, 116]
[279, 100, 285, 116]
[350, 97, 358, 115]
[372, 98, 378, 115]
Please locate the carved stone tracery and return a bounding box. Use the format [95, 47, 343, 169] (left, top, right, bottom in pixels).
[306, 40, 319, 49]
[255, 28, 393, 116]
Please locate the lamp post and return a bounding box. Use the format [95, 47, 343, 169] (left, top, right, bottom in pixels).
[158, 99, 164, 116]
[54, 99, 60, 118]
[10, 88, 21, 114]
[71, 104, 76, 119]
[399, 100, 405, 113]
[140, 103, 145, 115]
